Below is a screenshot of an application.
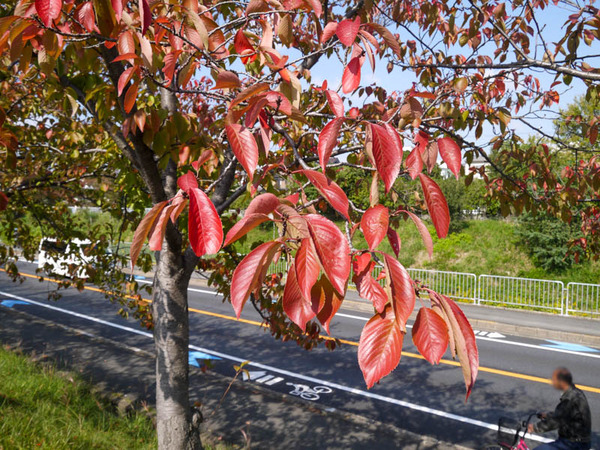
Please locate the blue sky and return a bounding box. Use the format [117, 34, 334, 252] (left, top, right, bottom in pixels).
[301, 6, 596, 145]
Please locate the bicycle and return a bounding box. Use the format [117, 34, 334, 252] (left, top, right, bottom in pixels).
[486, 413, 539, 450]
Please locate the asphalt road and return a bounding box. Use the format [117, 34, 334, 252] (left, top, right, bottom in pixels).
[1, 262, 599, 449]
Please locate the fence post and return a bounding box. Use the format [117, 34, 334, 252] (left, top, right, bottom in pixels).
[563, 285, 569, 316]
[476, 275, 481, 306]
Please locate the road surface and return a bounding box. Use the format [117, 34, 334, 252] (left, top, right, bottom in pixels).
[1, 262, 599, 449]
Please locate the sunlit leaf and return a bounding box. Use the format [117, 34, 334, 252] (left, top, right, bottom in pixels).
[188, 188, 223, 256]
[358, 305, 404, 388]
[418, 174, 450, 239]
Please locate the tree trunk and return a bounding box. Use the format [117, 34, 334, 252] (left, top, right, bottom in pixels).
[152, 245, 201, 450]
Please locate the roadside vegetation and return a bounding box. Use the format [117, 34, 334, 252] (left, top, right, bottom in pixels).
[232, 215, 599, 285]
[5, 192, 598, 285]
[0, 347, 157, 450]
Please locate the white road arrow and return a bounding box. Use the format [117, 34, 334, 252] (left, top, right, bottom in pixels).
[473, 330, 505, 339]
[243, 370, 267, 381]
[486, 332, 506, 339]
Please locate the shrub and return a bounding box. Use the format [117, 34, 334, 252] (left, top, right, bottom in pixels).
[516, 212, 575, 272]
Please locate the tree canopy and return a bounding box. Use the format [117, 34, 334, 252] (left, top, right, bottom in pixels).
[1, 0, 599, 447]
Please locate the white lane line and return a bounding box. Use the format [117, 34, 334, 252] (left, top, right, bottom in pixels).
[19, 268, 600, 359]
[140, 281, 600, 359]
[0, 289, 553, 444]
[336, 314, 600, 359]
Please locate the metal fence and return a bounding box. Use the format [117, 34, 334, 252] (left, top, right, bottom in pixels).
[264, 258, 599, 317]
[566, 282, 600, 316]
[478, 275, 565, 313]
[408, 269, 478, 303]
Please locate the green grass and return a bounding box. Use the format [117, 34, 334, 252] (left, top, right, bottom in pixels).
[0, 347, 157, 450]
[234, 217, 600, 284]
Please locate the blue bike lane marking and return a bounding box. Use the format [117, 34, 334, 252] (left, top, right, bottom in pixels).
[541, 340, 599, 353]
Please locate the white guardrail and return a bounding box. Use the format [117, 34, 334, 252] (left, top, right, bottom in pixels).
[267, 260, 600, 317]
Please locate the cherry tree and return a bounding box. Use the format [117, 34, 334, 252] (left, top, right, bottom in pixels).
[1, 0, 599, 447]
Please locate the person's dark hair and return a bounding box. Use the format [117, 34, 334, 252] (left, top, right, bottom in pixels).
[555, 367, 573, 385]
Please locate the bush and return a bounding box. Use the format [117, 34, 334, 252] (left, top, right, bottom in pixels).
[516, 212, 575, 272]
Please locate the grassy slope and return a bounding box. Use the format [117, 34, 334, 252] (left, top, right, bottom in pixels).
[233, 218, 600, 284]
[0, 347, 156, 450]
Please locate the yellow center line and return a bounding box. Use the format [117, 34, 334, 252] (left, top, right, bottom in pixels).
[4, 269, 600, 394]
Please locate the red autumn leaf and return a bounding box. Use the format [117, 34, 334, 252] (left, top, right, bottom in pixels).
[124, 79, 140, 114]
[386, 227, 401, 257]
[264, 91, 293, 115]
[382, 253, 415, 328]
[35, 0, 62, 26]
[418, 173, 450, 239]
[177, 171, 198, 192]
[403, 210, 433, 259]
[368, 22, 402, 57]
[295, 238, 320, 301]
[400, 97, 424, 120]
[342, 56, 361, 94]
[361, 205, 389, 251]
[117, 30, 135, 57]
[359, 33, 376, 70]
[382, 123, 403, 165]
[245, 192, 280, 216]
[130, 201, 167, 270]
[313, 276, 344, 334]
[214, 71, 241, 89]
[414, 129, 429, 150]
[320, 22, 338, 43]
[226, 124, 259, 180]
[325, 90, 344, 117]
[306, 214, 350, 295]
[162, 50, 180, 86]
[358, 305, 404, 388]
[76, 2, 97, 33]
[318, 117, 344, 172]
[590, 124, 598, 145]
[244, 97, 269, 128]
[368, 123, 402, 193]
[300, 170, 350, 221]
[169, 195, 187, 223]
[434, 294, 479, 399]
[352, 253, 387, 313]
[0, 192, 8, 211]
[285, 192, 299, 205]
[187, 188, 223, 256]
[283, 261, 319, 331]
[139, 0, 151, 35]
[336, 17, 360, 46]
[148, 203, 179, 251]
[412, 307, 449, 364]
[224, 213, 271, 246]
[421, 140, 438, 174]
[437, 137, 462, 179]
[405, 147, 423, 180]
[112, 53, 142, 63]
[111, 0, 123, 21]
[246, 0, 268, 15]
[117, 66, 137, 96]
[234, 29, 255, 64]
[304, 0, 322, 17]
[274, 204, 309, 238]
[231, 240, 281, 317]
[229, 83, 270, 109]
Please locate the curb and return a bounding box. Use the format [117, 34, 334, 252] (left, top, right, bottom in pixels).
[466, 318, 600, 347]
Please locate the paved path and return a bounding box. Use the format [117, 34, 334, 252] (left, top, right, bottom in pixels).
[1, 262, 599, 449]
